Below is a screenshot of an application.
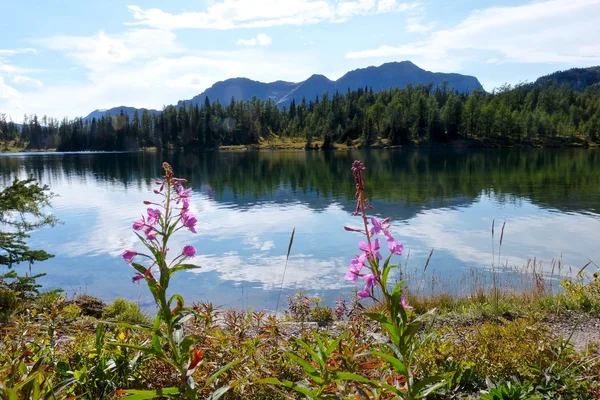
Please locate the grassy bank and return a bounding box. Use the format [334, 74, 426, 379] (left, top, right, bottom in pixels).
[1, 270, 600, 399]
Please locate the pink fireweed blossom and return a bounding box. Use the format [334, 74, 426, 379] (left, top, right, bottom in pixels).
[386, 234, 404, 256]
[133, 217, 145, 231]
[359, 238, 382, 261]
[132, 272, 144, 284]
[370, 217, 390, 236]
[175, 185, 192, 204]
[181, 211, 197, 233]
[345, 253, 367, 281]
[122, 250, 137, 264]
[182, 245, 196, 257]
[146, 208, 161, 226]
[401, 295, 413, 310]
[357, 273, 378, 299]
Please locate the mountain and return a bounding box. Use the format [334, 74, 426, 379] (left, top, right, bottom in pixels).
[84, 61, 484, 119]
[83, 106, 160, 121]
[180, 61, 483, 108]
[530, 66, 600, 91]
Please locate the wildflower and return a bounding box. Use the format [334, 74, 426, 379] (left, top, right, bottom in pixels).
[401, 295, 413, 310]
[386, 234, 404, 256]
[132, 272, 144, 284]
[182, 211, 197, 233]
[133, 218, 145, 231]
[345, 254, 367, 281]
[143, 225, 156, 240]
[122, 250, 137, 264]
[146, 208, 161, 226]
[175, 185, 192, 205]
[370, 217, 390, 236]
[359, 238, 382, 260]
[182, 245, 196, 257]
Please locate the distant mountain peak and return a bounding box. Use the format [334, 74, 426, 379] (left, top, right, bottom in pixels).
[85, 61, 484, 119]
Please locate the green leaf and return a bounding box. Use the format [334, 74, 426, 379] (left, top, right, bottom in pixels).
[371, 350, 407, 375]
[152, 333, 162, 354]
[296, 338, 324, 371]
[412, 374, 450, 398]
[325, 332, 346, 356]
[104, 320, 152, 333]
[131, 262, 148, 275]
[285, 352, 322, 384]
[119, 387, 181, 399]
[170, 264, 201, 275]
[206, 385, 231, 400]
[365, 312, 391, 325]
[312, 331, 327, 359]
[201, 359, 242, 390]
[333, 372, 376, 385]
[257, 378, 316, 398]
[391, 279, 406, 297]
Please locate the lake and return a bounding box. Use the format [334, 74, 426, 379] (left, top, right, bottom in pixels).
[1, 149, 599, 311]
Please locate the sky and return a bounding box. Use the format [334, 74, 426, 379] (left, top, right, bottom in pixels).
[1, 0, 599, 121]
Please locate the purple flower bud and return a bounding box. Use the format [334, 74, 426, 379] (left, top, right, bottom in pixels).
[122, 250, 137, 264]
[133, 220, 144, 230]
[132, 273, 144, 284]
[182, 245, 196, 257]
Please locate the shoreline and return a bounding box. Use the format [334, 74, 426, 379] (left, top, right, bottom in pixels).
[1, 136, 599, 154]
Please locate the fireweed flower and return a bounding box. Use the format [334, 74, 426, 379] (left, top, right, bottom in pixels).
[122, 250, 137, 264]
[132, 272, 144, 284]
[346, 159, 405, 302]
[401, 295, 413, 310]
[386, 235, 404, 256]
[133, 218, 145, 231]
[182, 245, 196, 257]
[146, 208, 161, 226]
[359, 238, 382, 261]
[370, 216, 390, 236]
[175, 185, 192, 204]
[181, 211, 198, 233]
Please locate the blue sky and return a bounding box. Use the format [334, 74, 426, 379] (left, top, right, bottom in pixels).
[1, 0, 599, 121]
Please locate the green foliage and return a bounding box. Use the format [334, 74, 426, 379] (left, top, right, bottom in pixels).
[71, 294, 106, 318]
[7, 78, 600, 152]
[481, 379, 536, 400]
[102, 298, 150, 325]
[0, 270, 50, 301]
[0, 288, 18, 323]
[0, 176, 56, 268]
[554, 272, 600, 314]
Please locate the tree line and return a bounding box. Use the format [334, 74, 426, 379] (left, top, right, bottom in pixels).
[1, 81, 599, 151]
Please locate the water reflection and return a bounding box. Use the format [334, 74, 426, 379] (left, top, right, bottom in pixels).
[0, 149, 599, 310]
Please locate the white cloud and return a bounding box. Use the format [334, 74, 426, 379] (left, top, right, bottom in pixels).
[127, 0, 416, 30]
[37, 29, 182, 73]
[236, 33, 273, 47]
[0, 76, 19, 100]
[0, 48, 38, 56]
[346, 0, 600, 70]
[1, 28, 316, 120]
[11, 75, 43, 88]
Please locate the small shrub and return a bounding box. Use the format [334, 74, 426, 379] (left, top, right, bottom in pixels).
[309, 298, 334, 324]
[102, 298, 149, 325]
[72, 294, 106, 318]
[0, 288, 18, 322]
[34, 290, 64, 310]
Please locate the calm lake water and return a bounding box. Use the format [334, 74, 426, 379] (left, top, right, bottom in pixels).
[1, 149, 599, 311]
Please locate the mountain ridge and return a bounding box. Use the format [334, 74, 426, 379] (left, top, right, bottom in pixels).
[84, 61, 483, 120]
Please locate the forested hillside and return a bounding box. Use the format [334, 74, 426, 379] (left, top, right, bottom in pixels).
[1, 81, 599, 151]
